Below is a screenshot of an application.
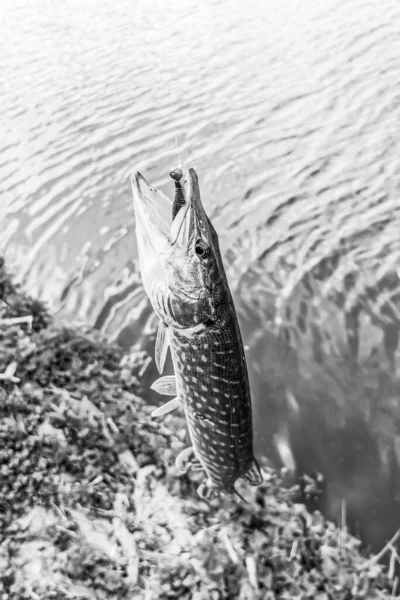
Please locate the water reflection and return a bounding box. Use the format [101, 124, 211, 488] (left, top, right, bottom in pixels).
[239, 262, 400, 551]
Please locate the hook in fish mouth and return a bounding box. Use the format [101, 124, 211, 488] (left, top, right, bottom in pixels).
[131, 167, 210, 251]
[170, 167, 185, 220]
[131, 166, 220, 328]
[169, 168, 212, 252]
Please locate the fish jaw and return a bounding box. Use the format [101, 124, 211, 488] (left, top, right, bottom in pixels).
[166, 168, 223, 324]
[131, 172, 172, 294]
[170, 168, 214, 256]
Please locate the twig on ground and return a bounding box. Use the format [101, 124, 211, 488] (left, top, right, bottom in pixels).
[245, 556, 259, 591]
[0, 315, 33, 330]
[0, 360, 20, 383]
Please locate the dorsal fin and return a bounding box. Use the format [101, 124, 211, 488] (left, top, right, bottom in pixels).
[241, 459, 263, 486]
[155, 320, 169, 374]
[151, 397, 180, 418]
[150, 375, 177, 396]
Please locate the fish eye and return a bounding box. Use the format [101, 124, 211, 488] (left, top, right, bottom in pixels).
[195, 239, 210, 259]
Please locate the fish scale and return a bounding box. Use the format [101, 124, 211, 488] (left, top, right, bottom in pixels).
[169, 300, 257, 491]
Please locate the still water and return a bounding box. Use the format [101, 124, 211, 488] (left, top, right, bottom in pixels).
[2, 0, 400, 551]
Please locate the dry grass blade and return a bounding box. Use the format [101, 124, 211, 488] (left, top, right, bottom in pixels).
[289, 539, 298, 561]
[138, 355, 152, 378]
[0, 360, 20, 382]
[391, 576, 398, 599]
[389, 546, 397, 581]
[357, 529, 400, 571]
[339, 499, 347, 556]
[245, 556, 259, 591]
[114, 522, 139, 585]
[219, 528, 240, 565]
[0, 315, 33, 329]
[69, 508, 116, 560]
[119, 449, 139, 474]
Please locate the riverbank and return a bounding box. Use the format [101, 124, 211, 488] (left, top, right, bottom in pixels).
[0, 258, 396, 599]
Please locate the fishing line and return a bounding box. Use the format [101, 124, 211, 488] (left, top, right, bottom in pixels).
[153, 0, 183, 169]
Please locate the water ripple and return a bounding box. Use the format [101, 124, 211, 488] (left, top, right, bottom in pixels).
[2, 0, 400, 550]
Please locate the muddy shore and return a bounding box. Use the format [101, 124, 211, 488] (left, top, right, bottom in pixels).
[0, 258, 396, 599]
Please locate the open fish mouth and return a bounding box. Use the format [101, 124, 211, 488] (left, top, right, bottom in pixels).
[131, 167, 216, 326]
[131, 168, 209, 248]
[131, 167, 213, 285]
[131, 171, 172, 261]
[169, 168, 212, 253]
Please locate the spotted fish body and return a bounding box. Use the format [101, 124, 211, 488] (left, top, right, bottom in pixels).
[131, 166, 262, 496]
[170, 309, 257, 491]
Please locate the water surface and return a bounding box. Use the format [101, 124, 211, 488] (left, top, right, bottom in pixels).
[2, 0, 400, 551]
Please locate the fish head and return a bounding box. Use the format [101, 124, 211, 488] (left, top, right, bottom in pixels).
[131, 167, 228, 329]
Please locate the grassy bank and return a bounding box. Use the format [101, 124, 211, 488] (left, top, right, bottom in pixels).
[0, 258, 396, 599]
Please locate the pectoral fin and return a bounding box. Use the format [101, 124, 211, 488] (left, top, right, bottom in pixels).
[197, 479, 219, 500]
[151, 397, 181, 418]
[150, 375, 177, 396]
[155, 320, 169, 374]
[241, 459, 263, 486]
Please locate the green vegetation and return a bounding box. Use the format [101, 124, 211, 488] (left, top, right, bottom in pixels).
[0, 258, 396, 599]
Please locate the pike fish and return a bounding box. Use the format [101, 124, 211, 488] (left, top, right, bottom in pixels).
[131, 166, 262, 498]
